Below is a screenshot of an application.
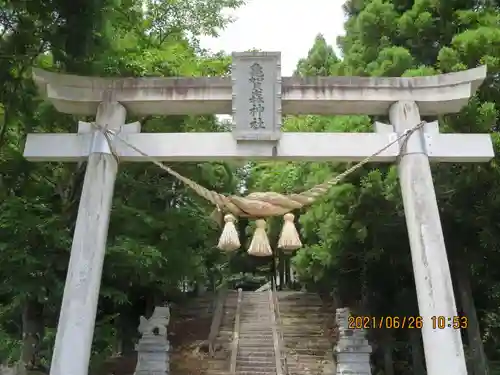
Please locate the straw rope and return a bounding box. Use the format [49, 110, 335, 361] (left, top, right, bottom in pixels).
[97, 121, 425, 221]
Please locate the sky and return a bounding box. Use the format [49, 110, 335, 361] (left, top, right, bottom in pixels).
[199, 0, 347, 76]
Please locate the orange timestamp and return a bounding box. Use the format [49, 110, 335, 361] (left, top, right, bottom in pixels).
[431, 316, 468, 329]
[348, 315, 423, 329]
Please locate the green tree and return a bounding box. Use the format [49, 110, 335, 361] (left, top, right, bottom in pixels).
[0, 0, 244, 368]
[248, 0, 500, 373]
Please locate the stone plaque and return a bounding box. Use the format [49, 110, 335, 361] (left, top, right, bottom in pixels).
[231, 51, 282, 141]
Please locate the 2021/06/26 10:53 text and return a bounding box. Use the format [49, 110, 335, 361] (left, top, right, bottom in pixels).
[348, 315, 469, 329]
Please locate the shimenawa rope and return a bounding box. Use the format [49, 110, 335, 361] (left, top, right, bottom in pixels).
[97, 121, 425, 256]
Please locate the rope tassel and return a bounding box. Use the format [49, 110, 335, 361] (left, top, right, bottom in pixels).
[278, 213, 302, 251]
[217, 214, 240, 252]
[105, 121, 426, 254]
[247, 219, 272, 257]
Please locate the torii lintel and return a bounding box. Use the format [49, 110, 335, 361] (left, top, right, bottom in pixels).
[31, 64, 487, 116]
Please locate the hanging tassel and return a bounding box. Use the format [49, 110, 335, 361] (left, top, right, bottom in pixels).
[247, 219, 273, 257]
[278, 213, 302, 251]
[217, 214, 240, 252]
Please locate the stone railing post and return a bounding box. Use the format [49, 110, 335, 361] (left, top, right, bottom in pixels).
[334, 307, 372, 375]
[134, 306, 170, 375]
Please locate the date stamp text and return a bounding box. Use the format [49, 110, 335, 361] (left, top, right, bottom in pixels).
[348, 315, 469, 329]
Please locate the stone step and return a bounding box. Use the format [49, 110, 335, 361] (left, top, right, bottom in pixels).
[278, 300, 323, 305]
[279, 302, 324, 307]
[238, 348, 276, 356]
[240, 317, 272, 321]
[285, 339, 329, 345]
[237, 369, 275, 374]
[282, 331, 326, 336]
[237, 368, 275, 373]
[238, 343, 275, 348]
[284, 319, 324, 326]
[282, 327, 327, 332]
[240, 303, 271, 307]
[277, 293, 321, 298]
[239, 324, 272, 328]
[240, 309, 270, 311]
[279, 306, 325, 310]
[237, 357, 276, 365]
[239, 327, 272, 331]
[240, 311, 270, 314]
[236, 361, 276, 371]
[280, 313, 328, 319]
[239, 321, 273, 326]
[286, 356, 331, 362]
[237, 363, 275, 370]
[285, 341, 331, 347]
[281, 320, 328, 326]
[280, 312, 327, 316]
[280, 316, 328, 321]
[239, 337, 274, 342]
[286, 346, 331, 352]
[240, 309, 271, 312]
[239, 343, 275, 349]
[240, 334, 273, 339]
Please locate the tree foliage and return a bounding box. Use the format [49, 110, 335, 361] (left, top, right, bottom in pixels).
[0, 0, 242, 368]
[248, 0, 500, 373]
[1, 0, 500, 374]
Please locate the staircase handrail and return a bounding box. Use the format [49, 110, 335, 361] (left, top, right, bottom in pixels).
[229, 288, 243, 375]
[207, 286, 227, 356]
[269, 285, 289, 375]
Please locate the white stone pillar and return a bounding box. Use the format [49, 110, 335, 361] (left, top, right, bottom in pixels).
[390, 101, 467, 375]
[49, 101, 125, 375]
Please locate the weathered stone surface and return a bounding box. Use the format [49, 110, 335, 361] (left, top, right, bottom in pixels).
[135, 307, 171, 375]
[231, 51, 282, 141]
[334, 307, 372, 375]
[31, 65, 485, 116]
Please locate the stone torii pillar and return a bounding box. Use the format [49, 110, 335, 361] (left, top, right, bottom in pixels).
[28, 96, 140, 375]
[25, 54, 493, 375]
[375, 101, 482, 375]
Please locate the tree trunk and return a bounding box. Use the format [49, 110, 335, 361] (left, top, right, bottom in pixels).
[284, 255, 291, 288]
[21, 299, 45, 371]
[270, 252, 277, 289]
[278, 250, 285, 290]
[117, 310, 137, 356]
[455, 259, 489, 375]
[409, 329, 425, 375]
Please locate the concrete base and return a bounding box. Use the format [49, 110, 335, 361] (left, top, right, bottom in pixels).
[135, 335, 170, 375]
[334, 308, 372, 375]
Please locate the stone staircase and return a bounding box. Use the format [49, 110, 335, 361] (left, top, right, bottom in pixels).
[170, 290, 239, 375]
[277, 291, 336, 375]
[236, 291, 278, 375]
[96, 290, 338, 375]
[208, 290, 239, 374]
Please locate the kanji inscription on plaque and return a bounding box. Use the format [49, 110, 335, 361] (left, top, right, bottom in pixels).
[231, 51, 282, 141]
[249, 62, 265, 129]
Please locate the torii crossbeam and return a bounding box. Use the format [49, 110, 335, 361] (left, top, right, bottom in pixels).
[24, 52, 493, 375]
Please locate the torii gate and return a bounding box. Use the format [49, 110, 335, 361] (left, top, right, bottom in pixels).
[25, 52, 493, 375]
